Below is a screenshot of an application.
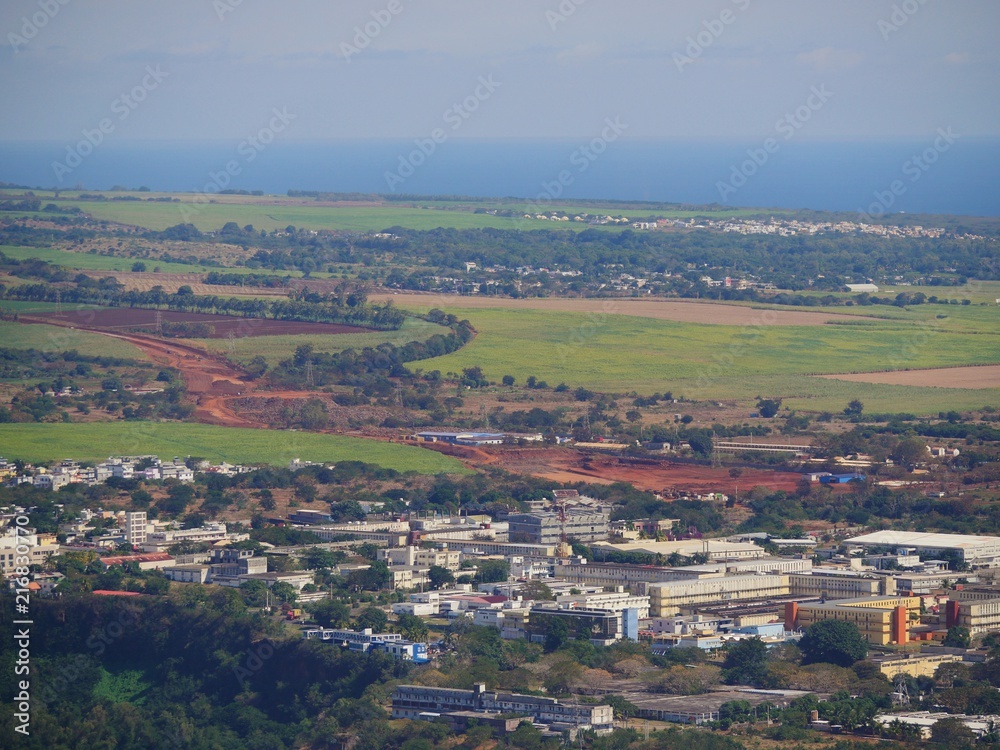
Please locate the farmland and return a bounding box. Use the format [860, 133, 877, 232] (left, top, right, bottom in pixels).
[189, 316, 450, 366]
[0, 244, 221, 274]
[0, 422, 468, 474]
[407, 305, 1000, 414]
[24, 308, 375, 339]
[0, 319, 146, 359]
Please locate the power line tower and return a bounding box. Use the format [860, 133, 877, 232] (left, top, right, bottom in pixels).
[156, 309, 163, 335]
[304, 360, 314, 387]
[892, 673, 910, 707]
[55, 288, 62, 315]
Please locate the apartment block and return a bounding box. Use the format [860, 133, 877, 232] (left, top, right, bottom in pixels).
[507, 507, 611, 545]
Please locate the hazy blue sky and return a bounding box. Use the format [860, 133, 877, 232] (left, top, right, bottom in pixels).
[2, 0, 997, 142]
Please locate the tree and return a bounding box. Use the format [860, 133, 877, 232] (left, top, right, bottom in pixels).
[356, 606, 388, 632]
[395, 613, 429, 642]
[544, 617, 570, 653]
[312, 599, 350, 628]
[756, 398, 782, 418]
[520, 580, 554, 601]
[844, 399, 864, 418]
[943, 626, 972, 649]
[799, 620, 868, 667]
[931, 716, 975, 747]
[475, 559, 510, 584]
[604, 695, 639, 722]
[270, 581, 298, 604]
[722, 638, 770, 687]
[502, 375, 515, 387]
[427, 565, 455, 590]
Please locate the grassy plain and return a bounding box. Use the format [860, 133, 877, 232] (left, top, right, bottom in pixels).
[0, 422, 467, 473]
[408, 305, 1000, 414]
[0, 319, 146, 359]
[191, 317, 451, 367]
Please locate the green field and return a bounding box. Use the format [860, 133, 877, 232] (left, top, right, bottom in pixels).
[409, 306, 1000, 414]
[0, 245, 219, 274]
[53, 201, 536, 233]
[0, 422, 467, 474]
[0, 320, 146, 359]
[191, 317, 451, 366]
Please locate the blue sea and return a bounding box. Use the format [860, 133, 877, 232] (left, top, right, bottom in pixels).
[2, 138, 998, 216]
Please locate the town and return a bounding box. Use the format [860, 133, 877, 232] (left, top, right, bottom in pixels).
[5, 449, 1000, 741]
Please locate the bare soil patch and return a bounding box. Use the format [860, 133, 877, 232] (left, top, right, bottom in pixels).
[368, 293, 865, 326]
[25, 309, 373, 339]
[816, 365, 1000, 389]
[484, 446, 804, 493]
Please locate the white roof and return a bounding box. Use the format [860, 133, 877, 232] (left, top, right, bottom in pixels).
[846, 531, 1000, 550]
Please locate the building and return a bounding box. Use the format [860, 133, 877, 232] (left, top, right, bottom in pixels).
[872, 653, 963, 679]
[507, 507, 611, 545]
[98, 552, 175, 571]
[379, 545, 462, 571]
[311, 522, 410, 548]
[304, 628, 428, 662]
[846, 283, 879, 293]
[591, 539, 765, 561]
[648, 575, 791, 617]
[124, 511, 147, 547]
[554, 590, 650, 619]
[789, 570, 886, 599]
[415, 431, 506, 446]
[946, 590, 1000, 635]
[845, 531, 1000, 568]
[391, 684, 613, 733]
[0, 530, 59, 575]
[785, 596, 921, 645]
[142, 522, 235, 553]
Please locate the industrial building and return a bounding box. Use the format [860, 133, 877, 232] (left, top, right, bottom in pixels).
[391, 684, 614, 733]
[845, 531, 1000, 568]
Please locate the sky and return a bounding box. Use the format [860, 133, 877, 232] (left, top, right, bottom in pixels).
[1, 0, 998, 144]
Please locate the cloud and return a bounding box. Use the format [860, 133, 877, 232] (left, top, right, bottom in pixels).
[796, 47, 864, 71]
[944, 52, 970, 65]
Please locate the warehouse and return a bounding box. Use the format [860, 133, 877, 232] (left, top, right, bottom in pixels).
[845, 531, 1000, 568]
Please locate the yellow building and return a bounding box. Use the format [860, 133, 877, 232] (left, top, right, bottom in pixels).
[785, 596, 921, 645]
[873, 653, 962, 679]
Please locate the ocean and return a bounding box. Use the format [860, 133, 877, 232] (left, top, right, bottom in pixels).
[2, 138, 998, 217]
